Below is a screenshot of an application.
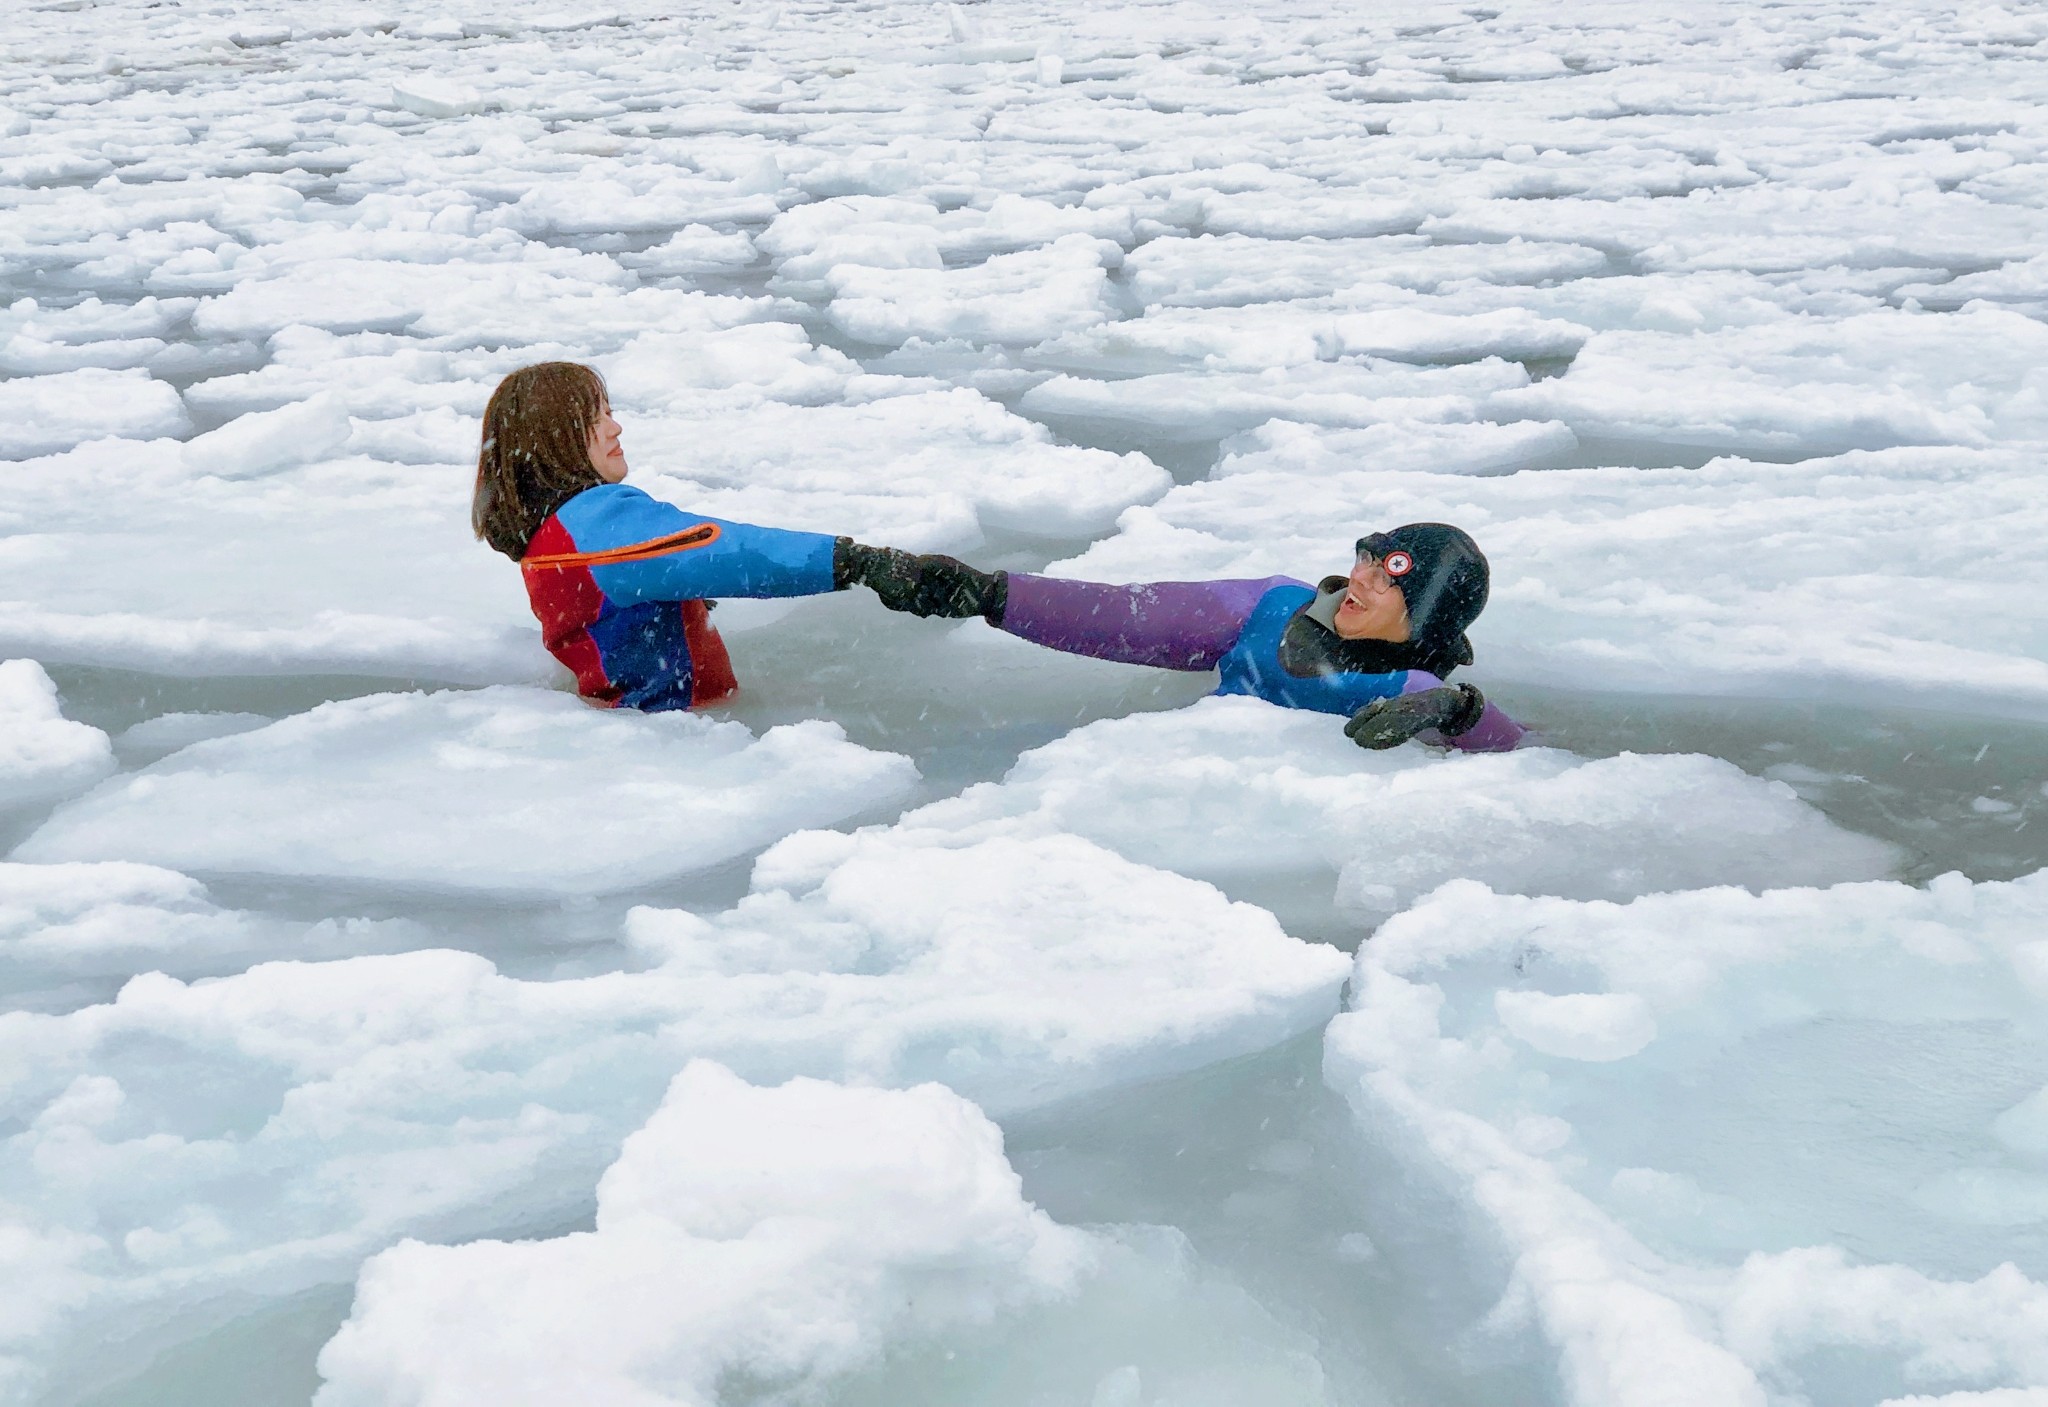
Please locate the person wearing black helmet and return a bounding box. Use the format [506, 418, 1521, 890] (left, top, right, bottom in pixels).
[852, 524, 1526, 752]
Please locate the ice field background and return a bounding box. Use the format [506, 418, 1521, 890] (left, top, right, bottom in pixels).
[4, 0, 2048, 1402]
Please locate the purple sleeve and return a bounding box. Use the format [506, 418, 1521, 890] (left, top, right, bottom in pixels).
[1446, 701, 1527, 752]
[1001, 574, 1303, 670]
[1401, 672, 1527, 752]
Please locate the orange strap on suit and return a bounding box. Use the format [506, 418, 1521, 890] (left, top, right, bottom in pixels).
[520, 522, 722, 572]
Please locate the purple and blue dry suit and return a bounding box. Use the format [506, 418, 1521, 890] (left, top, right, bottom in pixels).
[998, 574, 1526, 751]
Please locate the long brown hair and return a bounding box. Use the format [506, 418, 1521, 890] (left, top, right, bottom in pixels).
[472, 361, 609, 558]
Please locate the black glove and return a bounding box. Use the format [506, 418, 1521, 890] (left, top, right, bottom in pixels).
[1344, 683, 1486, 750]
[833, 539, 1008, 621]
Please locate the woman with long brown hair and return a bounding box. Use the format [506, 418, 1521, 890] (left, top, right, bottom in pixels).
[474, 361, 988, 711]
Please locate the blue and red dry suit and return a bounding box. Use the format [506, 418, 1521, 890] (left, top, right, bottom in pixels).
[520, 483, 838, 711]
[997, 574, 1526, 751]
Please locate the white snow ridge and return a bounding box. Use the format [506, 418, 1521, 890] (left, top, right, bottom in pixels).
[1, 0, 2046, 1402]
[312, 1064, 1099, 1407]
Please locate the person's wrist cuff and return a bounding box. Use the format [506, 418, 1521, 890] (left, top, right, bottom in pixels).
[1438, 683, 1486, 736]
[831, 537, 862, 591]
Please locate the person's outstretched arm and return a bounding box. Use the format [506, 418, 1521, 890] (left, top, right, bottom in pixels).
[996, 573, 1303, 670]
[835, 553, 1531, 750]
[538, 484, 838, 601]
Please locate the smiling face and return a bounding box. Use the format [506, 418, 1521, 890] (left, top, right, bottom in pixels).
[585, 400, 628, 483]
[1331, 551, 1412, 642]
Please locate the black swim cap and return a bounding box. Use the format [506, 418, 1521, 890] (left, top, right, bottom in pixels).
[1356, 523, 1490, 664]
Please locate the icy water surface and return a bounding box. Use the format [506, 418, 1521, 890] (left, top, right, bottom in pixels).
[6, 0, 2048, 1404]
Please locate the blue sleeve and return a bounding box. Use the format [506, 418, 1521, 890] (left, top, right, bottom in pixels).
[555, 485, 838, 603]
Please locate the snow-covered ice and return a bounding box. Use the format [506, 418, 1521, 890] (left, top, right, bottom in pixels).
[892, 693, 1900, 929]
[1325, 869, 2048, 1406]
[1018, 358, 1533, 442]
[110, 710, 271, 762]
[0, 824, 1346, 1401]
[16, 688, 921, 895]
[311, 1063, 1094, 1407]
[317, 1063, 1335, 1407]
[0, 443, 552, 683]
[2, 0, 2046, 1399]
[621, 385, 1171, 545]
[0, 369, 189, 459]
[0, 660, 113, 814]
[0, 860, 423, 1009]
